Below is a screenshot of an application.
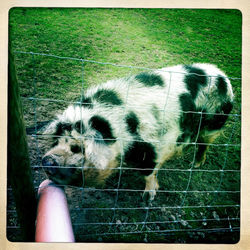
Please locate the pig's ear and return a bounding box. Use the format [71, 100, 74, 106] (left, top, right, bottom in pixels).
[41, 120, 59, 135]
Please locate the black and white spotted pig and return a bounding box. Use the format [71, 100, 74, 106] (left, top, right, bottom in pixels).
[42, 63, 234, 201]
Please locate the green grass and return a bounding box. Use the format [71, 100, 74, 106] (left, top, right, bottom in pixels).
[9, 8, 242, 102]
[8, 8, 241, 243]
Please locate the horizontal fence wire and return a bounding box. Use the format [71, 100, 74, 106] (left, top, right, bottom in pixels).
[29, 135, 241, 148]
[70, 204, 240, 211]
[14, 51, 242, 80]
[7, 186, 240, 194]
[8, 51, 241, 242]
[70, 217, 241, 226]
[30, 165, 240, 172]
[22, 96, 241, 117]
[74, 227, 240, 238]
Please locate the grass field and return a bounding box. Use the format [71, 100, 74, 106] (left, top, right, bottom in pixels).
[8, 8, 241, 243]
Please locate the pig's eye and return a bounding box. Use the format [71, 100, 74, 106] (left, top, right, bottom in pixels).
[70, 145, 82, 153]
[55, 122, 72, 135]
[74, 120, 85, 134]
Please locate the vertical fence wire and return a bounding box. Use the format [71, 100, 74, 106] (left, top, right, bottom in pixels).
[140, 71, 173, 234]
[31, 52, 42, 189]
[211, 112, 241, 206]
[80, 59, 86, 205]
[107, 70, 134, 233]
[179, 76, 213, 208]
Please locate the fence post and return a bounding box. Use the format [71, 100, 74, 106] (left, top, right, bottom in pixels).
[8, 47, 37, 241]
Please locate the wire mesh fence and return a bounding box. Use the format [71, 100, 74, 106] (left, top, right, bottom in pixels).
[7, 51, 241, 243]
